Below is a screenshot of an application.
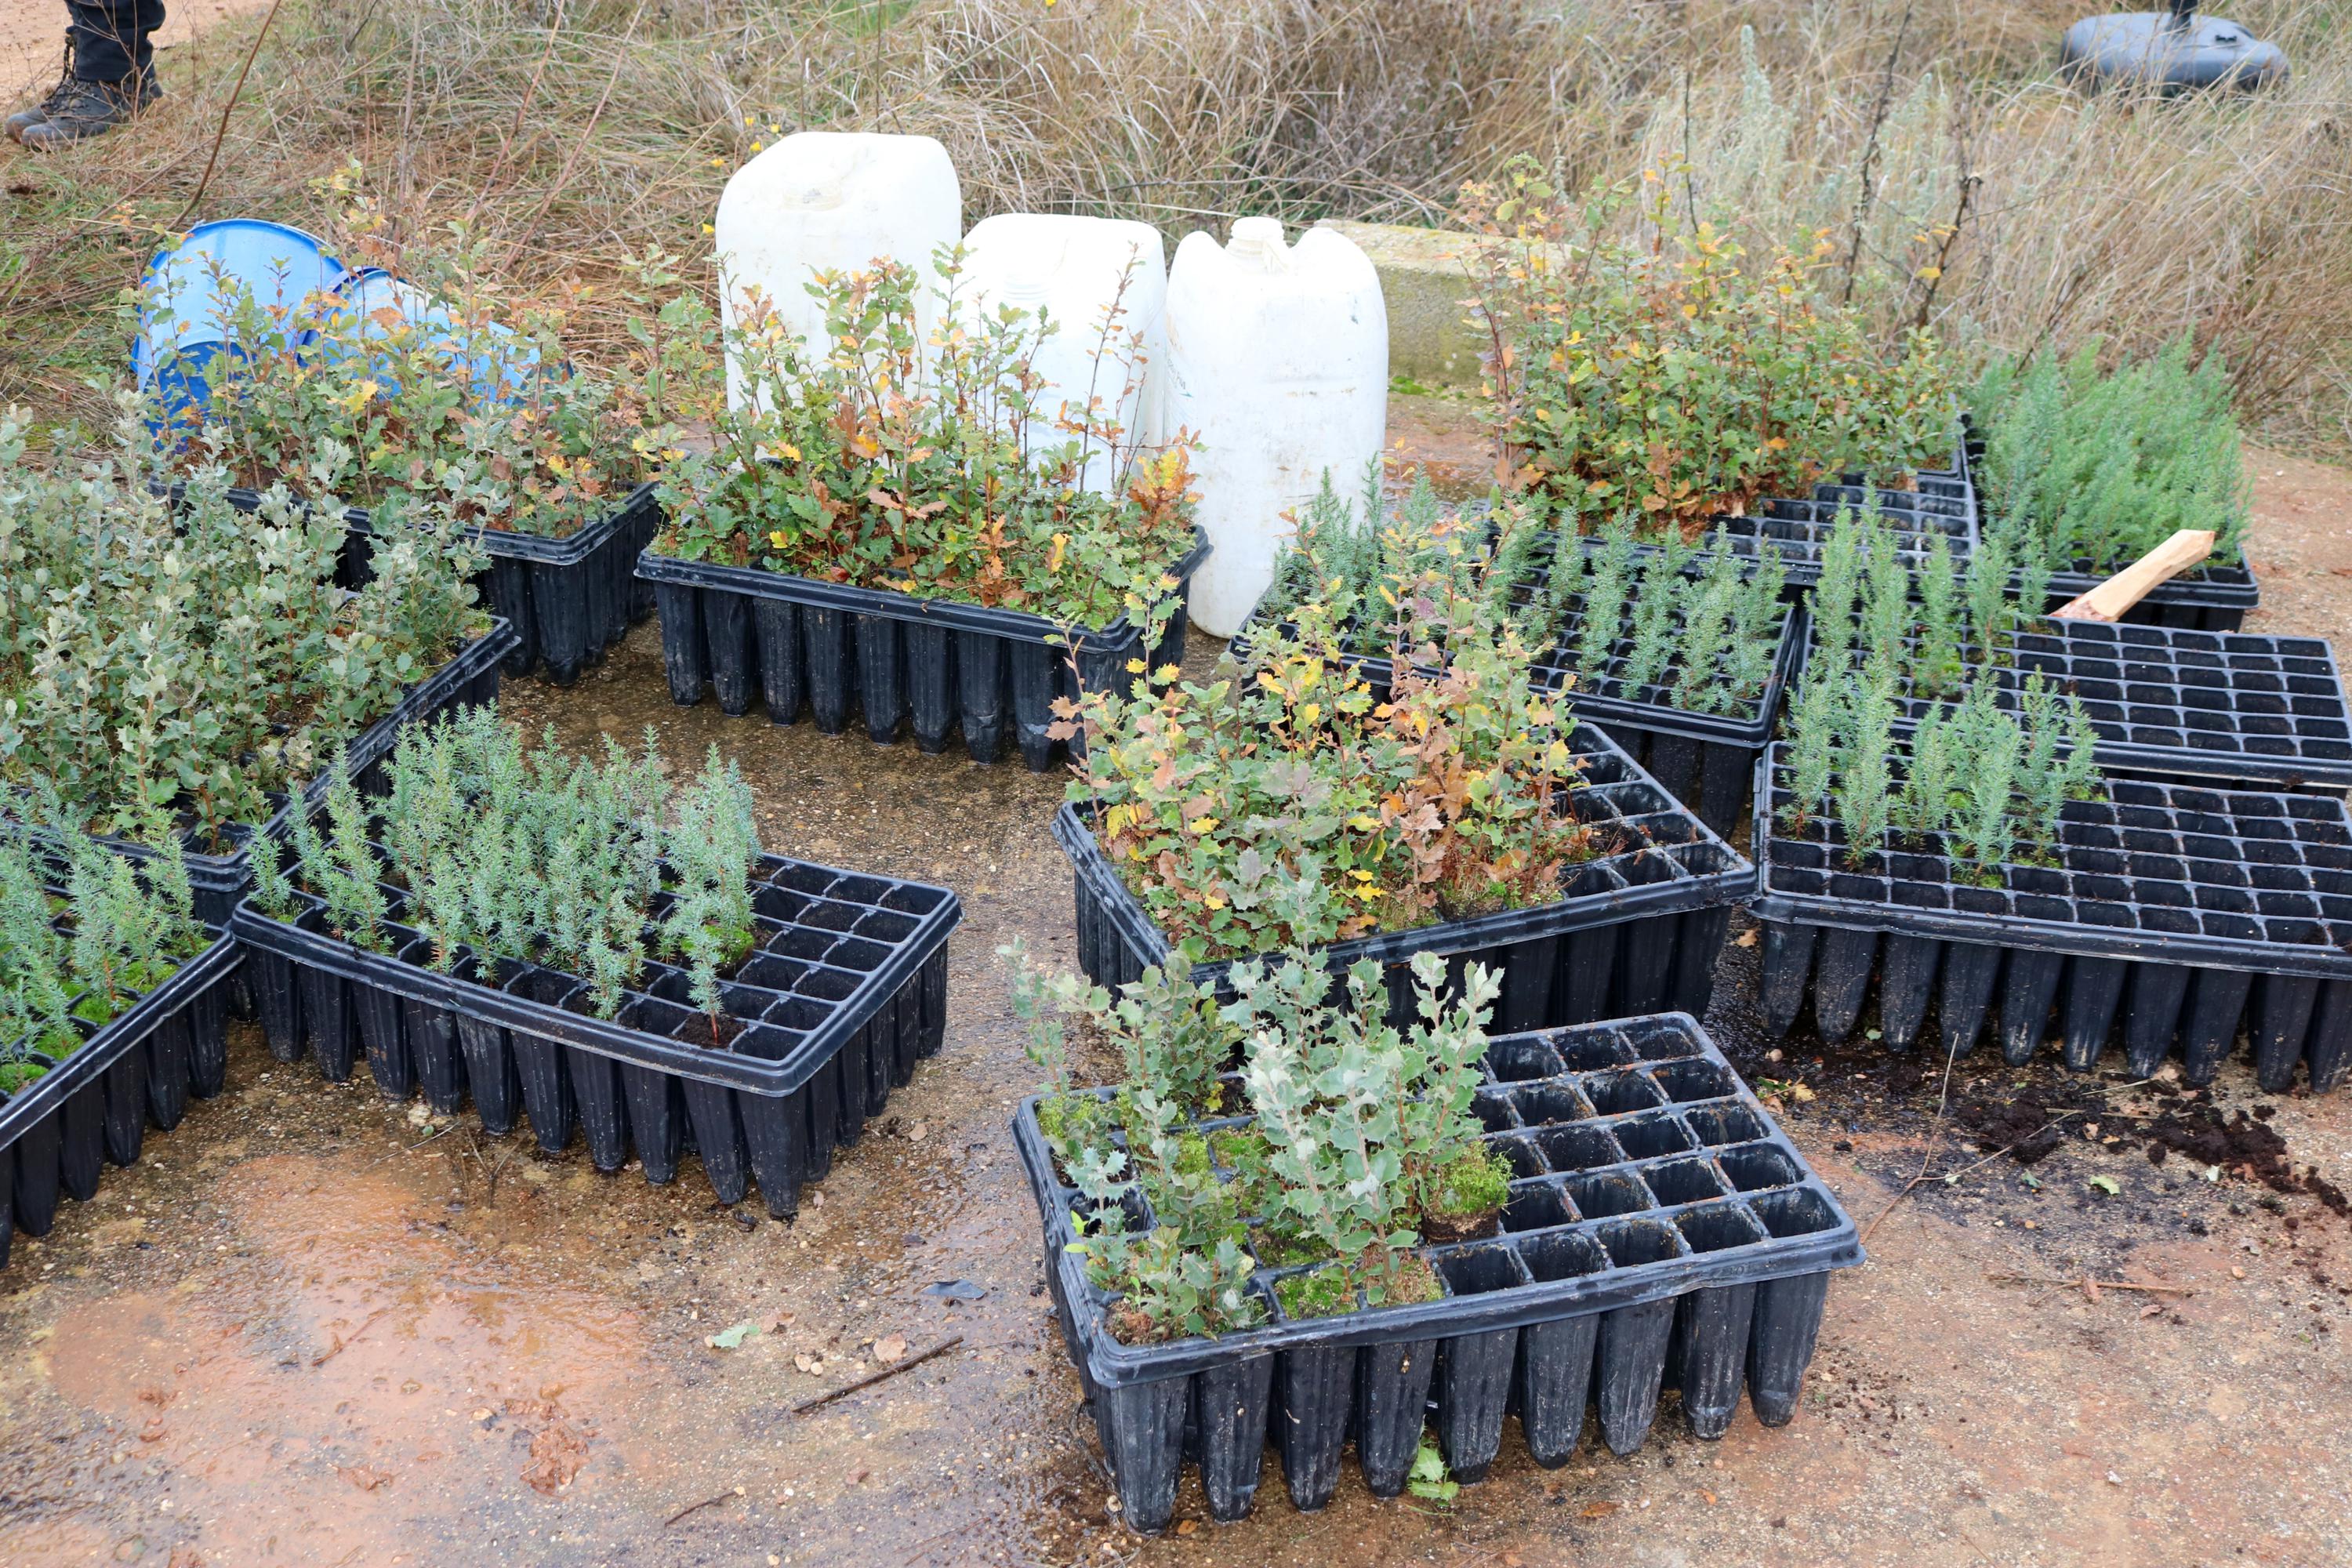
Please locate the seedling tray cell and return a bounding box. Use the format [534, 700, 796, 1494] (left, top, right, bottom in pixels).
[232, 848, 960, 1214]
[53, 617, 518, 926]
[1054, 721, 1753, 1032]
[637, 537, 1207, 771]
[2, 927, 243, 1269]
[1801, 617, 2352, 793]
[1014, 1012, 1860, 1529]
[1752, 746, 2352, 1091]
[219, 483, 661, 684]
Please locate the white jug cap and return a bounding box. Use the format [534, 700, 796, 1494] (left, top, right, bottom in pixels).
[1229, 216, 1287, 261]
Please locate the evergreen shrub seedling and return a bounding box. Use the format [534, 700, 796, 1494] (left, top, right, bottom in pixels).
[1064, 586, 1607, 960]
[144, 233, 680, 541]
[1461, 158, 1955, 543]
[1971, 337, 2250, 574]
[1778, 663, 2102, 878]
[1252, 478, 1788, 720]
[0, 402, 485, 851]
[1013, 943, 1511, 1342]
[0, 817, 206, 1094]
[261, 711, 762, 1034]
[652, 249, 1199, 634]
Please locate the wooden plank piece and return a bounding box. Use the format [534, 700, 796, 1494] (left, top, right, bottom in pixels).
[2049, 529, 2218, 622]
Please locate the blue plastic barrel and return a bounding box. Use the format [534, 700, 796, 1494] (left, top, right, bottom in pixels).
[319, 267, 541, 403]
[133, 220, 347, 428]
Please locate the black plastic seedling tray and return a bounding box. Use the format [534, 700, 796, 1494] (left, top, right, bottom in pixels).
[1751, 744, 2352, 1093]
[637, 538, 1207, 771]
[221, 483, 660, 684]
[2028, 561, 2259, 633]
[2, 929, 243, 1269]
[1800, 617, 2352, 793]
[1054, 720, 1753, 1032]
[230, 847, 959, 1214]
[1014, 1012, 1860, 1530]
[42, 618, 518, 926]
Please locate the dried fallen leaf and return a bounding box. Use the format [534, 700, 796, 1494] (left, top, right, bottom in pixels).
[1176, 1520, 1198, 1537]
[873, 1334, 909, 1364]
[1733, 928, 1758, 948]
[1581, 1501, 1621, 1519]
[339, 1464, 392, 1492]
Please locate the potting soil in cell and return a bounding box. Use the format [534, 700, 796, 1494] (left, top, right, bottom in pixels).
[1016, 1011, 1860, 1530]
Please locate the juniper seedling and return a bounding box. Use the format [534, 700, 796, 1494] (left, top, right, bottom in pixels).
[1912, 535, 1965, 699]
[0, 820, 205, 1090]
[1972, 336, 2250, 572]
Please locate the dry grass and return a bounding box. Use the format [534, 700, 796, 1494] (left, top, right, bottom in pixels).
[1, 0, 2347, 455]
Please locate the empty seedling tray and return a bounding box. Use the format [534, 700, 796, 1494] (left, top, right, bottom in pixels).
[1014, 1011, 1860, 1530]
[220, 483, 661, 684]
[637, 536, 1207, 771]
[1751, 743, 2352, 1092]
[231, 847, 959, 1215]
[1800, 616, 2352, 793]
[1054, 721, 1754, 1033]
[2, 922, 243, 1269]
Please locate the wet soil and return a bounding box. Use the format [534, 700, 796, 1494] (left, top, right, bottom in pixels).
[5, 423, 2352, 1566]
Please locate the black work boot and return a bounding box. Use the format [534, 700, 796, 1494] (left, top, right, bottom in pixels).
[5, 46, 78, 143]
[19, 67, 160, 151]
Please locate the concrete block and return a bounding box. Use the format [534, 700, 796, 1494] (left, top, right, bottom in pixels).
[1316, 220, 1488, 389]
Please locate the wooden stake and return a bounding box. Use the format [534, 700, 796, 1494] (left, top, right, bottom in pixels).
[2049, 530, 2218, 622]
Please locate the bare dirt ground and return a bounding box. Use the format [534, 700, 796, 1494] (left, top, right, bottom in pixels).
[3, 412, 2351, 1568]
[0, 0, 267, 107]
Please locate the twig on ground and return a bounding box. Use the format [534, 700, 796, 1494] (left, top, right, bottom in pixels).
[1859, 1032, 1964, 1246]
[311, 1305, 396, 1367]
[663, 1485, 744, 1526]
[790, 1335, 962, 1415]
[1987, 1272, 2194, 1298]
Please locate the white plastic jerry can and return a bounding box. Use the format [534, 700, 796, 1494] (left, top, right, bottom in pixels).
[956, 212, 1169, 495]
[1166, 216, 1387, 637]
[713, 131, 963, 412]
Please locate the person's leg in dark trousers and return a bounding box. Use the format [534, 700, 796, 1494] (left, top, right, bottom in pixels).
[8, 0, 166, 148]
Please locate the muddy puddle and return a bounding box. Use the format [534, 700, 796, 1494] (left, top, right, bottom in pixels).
[5, 624, 2352, 1567]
